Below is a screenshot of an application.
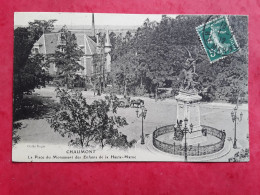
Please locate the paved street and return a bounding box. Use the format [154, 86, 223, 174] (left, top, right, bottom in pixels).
[15, 86, 249, 161]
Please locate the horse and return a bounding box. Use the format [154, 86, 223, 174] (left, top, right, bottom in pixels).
[130, 99, 144, 108]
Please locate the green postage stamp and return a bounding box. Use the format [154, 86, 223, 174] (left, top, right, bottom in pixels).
[196, 16, 239, 63]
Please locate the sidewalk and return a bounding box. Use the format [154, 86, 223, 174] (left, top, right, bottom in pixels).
[134, 134, 233, 162]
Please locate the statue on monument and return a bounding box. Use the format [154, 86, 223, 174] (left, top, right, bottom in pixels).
[174, 47, 205, 144]
[179, 47, 199, 92]
[179, 63, 197, 91]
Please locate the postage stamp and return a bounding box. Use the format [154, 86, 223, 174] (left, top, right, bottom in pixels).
[196, 16, 239, 63]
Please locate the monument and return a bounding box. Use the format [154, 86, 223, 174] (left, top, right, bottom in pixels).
[174, 51, 207, 145]
[151, 48, 227, 160]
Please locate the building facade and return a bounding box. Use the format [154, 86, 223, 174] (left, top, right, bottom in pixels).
[32, 13, 111, 88]
[32, 30, 111, 81]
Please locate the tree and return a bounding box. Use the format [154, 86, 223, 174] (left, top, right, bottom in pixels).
[13, 19, 57, 120]
[109, 15, 248, 103]
[109, 31, 117, 61]
[91, 99, 128, 148]
[111, 52, 138, 96]
[13, 53, 50, 120]
[141, 16, 176, 100]
[12, 122, 22, 146]
[13, 27, 34, 107]
[49, 88, 96, 147]
[91, 32, 108, 96]
[28, 19, 57, 42]
[49, 88, 129, 148]
[47, 26, 84, 87]
[13, 19, 56, 79]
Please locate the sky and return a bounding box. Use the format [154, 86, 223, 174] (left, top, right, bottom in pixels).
[14, 12, 178, 27]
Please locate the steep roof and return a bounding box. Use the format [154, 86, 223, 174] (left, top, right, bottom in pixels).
[35, 32, 97, 56]
[44, 33, 59, 54]
[85, 35, 97, 55]
[75, 33, 85, 47]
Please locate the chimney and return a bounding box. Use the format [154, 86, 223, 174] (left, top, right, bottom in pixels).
[92, 13, 95, 37]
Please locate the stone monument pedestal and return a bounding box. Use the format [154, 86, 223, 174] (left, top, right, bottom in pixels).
[175, 90, 207, 145]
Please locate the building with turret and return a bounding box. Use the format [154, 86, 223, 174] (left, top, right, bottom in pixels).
[31, 13, 112, 88]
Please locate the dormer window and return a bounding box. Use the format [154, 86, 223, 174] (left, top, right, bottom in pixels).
[32, 42, 41, 54]
[34, 48, 39, 54]
[32, 47, 39, 54]
[59, 47, 65, 53]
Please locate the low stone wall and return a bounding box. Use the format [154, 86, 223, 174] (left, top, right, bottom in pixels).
[153, 125, 226, 156]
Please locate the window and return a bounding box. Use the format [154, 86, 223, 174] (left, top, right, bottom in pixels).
[34, 48, 39, 54]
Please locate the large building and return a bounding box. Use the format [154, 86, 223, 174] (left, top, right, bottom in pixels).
[32, 14, 112, 87]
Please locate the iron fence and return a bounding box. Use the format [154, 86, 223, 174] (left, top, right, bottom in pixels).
[153, 124, 226, 156]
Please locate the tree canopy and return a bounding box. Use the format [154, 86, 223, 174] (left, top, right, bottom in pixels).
[13, 19, 57, 144]
[48, 26, 84, 77]
[49, 88, 131, 148]
[109, 15, 248, 103]
[13, 19, 57, 121]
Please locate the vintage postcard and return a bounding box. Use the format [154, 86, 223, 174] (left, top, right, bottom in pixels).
[12, 12, 248, 162]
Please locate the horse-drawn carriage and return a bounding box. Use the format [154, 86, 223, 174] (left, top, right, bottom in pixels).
[130, 99, 144, 108]
[118, 97, 131, 108]
[106, 94, 144, 108]
[117, 97, 145, 108]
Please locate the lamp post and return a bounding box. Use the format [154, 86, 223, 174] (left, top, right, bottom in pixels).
[231, 106, 243, 149]
[177, 118, 193, 161]
[136, 105, 147, 145]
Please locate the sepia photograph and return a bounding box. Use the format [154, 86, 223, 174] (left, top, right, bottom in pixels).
[12, 12, 248, 162]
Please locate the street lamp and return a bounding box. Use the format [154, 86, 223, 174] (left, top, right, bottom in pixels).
[136, 105, 147, 145]
[231, 106, 243, 149]
[178, 118, 193, 161]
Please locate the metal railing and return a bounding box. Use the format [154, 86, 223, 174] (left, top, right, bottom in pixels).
[153, 125, 226, 156]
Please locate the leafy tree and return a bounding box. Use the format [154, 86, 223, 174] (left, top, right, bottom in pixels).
[49, 88, 96, 147]
[47, 26, 84, 87]
[92, 49, 106, 95]
[28, 19, 57, 42]
[109, 31, 117, 59]
[13, 19, 56, 80]
[13, 53, 50, 120]
[91, 99, 128, 148]
[134, 16, 177, 99]
[91, 32, 108, 95]
[111, 51, 138, 96]
[110, 15, 248, 103]
[13, 20, 56, 121]
[49, 88, 129, 148]
[12, 122, 22, 146]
